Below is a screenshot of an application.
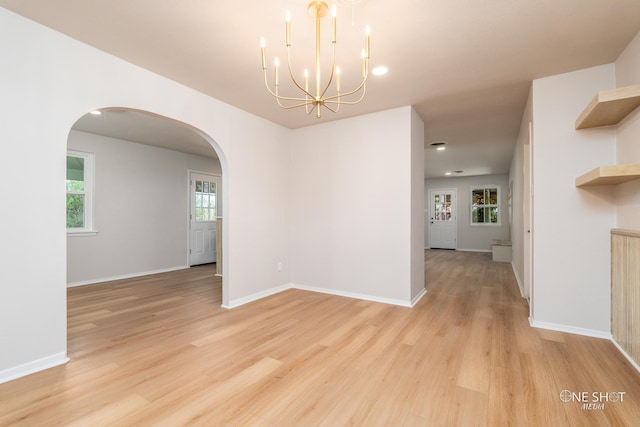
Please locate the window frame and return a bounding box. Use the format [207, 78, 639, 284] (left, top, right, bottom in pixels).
[66, 150, 97, 236]
[469, 184, 501, 226]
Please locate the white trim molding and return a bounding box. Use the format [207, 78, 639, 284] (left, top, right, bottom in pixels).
[292, 284, 414, 308]
[222, 283, 292, 309]
[411, 288, 427, 306]
[511, 261, 525, 299]
[222, 283, 423, 310]
[0, 352, 69, 384]
[529, 318, 612, 340]
[67, 265, 189, 288]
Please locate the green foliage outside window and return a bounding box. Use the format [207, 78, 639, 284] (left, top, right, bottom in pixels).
[66, 154, 87, 229]
[471, 186, 499, 225]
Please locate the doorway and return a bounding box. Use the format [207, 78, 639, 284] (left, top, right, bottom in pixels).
[428, 188, 457, 249]
[189, 172, 221, 266]
[524, 121, 534, 314]
[66, 108, 227, 299]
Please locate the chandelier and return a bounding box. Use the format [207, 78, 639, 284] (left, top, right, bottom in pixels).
[260, 1, 371, 118]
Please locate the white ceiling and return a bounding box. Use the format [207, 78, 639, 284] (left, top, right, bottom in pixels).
[2, 0, 640, 177]
[73, 109, 218, 159]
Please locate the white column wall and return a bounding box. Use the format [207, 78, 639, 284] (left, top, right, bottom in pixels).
[531, 64, 616, 335]
[290, 107, 416, 305]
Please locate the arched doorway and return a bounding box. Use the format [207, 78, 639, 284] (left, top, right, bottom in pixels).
[65, 107, 228, 304]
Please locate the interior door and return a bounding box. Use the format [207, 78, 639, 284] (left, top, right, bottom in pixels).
[524, 121, 534, 310]
[189, 172, 220, 266]
[429, 188, 457, 249]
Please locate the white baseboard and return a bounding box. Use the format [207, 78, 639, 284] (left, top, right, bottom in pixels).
[0, 352, 68, 384]
[529, 318, 611, 339]
[411, 288, 427, 306]
[67, 265, 190, 288]
[223, 283, 422, 310]
[222, 283, 293, 309]
[510, 261, 526, 299]
[292, 284, 413, 307]
[457, 248, 492, 253]
[611, 338, 640, 374]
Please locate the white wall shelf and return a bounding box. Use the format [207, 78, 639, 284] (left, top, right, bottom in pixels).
[575, 164, 640, 187]
[575, 84, 640, 129]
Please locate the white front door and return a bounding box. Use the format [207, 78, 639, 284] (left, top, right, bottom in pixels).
[189, 172, 220, 266]
[428, 188, 457, 249]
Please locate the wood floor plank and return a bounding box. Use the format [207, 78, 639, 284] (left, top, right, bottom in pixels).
[1, 253, 640, 425]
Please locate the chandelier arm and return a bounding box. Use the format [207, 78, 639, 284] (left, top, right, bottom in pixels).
[324, 84, 367, 105]
[263, 70, 314, 107]
[306, 102, 317, 116]
[286, 47, 314, 98]
[322, 103, 339, 113]
[324, 70, 367, 101]
[319, 42, 337, 99]
[273, 93, 317, 106]
[279, 100, 317, 110]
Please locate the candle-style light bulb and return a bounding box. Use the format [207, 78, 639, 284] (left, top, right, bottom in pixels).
[260, 37, 266, 70]
[304, 69, 309, 93]
[332, 5, 337, 43]
[336, 66, 341, 92]
[365, 25, 371, 58]
[361, 50, 366, 78]
[274, 57, 280, 86]
[285, 10, 291, 46]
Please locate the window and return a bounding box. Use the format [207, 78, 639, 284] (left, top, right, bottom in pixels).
[470, 185, 500, 225]
[66, 150, 95, 234]
[194, 179, 217, 222]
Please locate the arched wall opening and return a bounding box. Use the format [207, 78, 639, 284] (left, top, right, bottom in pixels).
[1, 11, 297, 381]
[65, 107, 230, 308]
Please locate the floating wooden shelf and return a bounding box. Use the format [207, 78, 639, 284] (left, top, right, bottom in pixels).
[575, 85, 640, 129]
[575, 164, 640, 187]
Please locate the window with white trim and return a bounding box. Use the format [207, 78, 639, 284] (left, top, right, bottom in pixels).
[66, 150, 95, 234]
[470, 185, 500, 225]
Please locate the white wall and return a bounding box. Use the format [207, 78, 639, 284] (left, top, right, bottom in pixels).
[67, 130, 221, 285]
[531, 64, 616, 335]
[410, 109, 426, 301]
[424, 174, 511, 251]
[615, 30, 640, 230]
[290, 107, 421, 305]
[0, 8, 292, 380]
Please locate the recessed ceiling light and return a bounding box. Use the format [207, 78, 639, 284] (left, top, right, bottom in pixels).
[89, 110, 102, 115]
[372, 66, 388, 76]
[429, 140, 447, 147]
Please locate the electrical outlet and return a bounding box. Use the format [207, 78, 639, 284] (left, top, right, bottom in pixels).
[277, 261, 282, 272]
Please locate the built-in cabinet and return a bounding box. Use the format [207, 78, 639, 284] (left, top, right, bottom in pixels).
[575, 84, 640, 187]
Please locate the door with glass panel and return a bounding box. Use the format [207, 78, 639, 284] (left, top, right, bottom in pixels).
[428, 189, 457, 249]
[189, 172, 220, 266]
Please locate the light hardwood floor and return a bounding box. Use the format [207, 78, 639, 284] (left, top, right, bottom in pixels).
[1, 251, 639, 426]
